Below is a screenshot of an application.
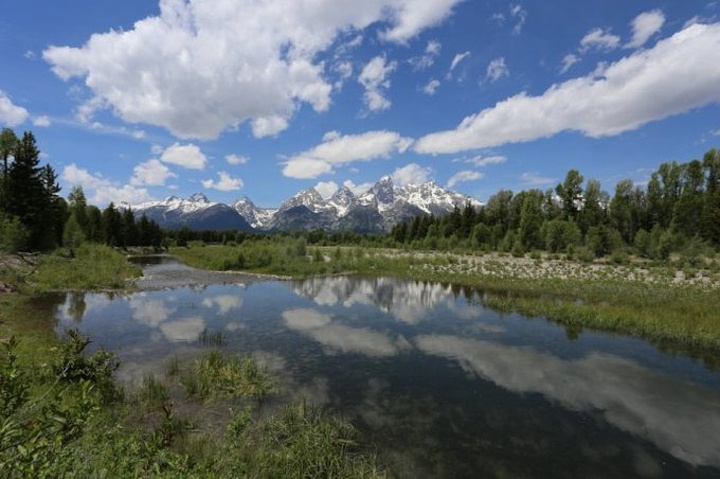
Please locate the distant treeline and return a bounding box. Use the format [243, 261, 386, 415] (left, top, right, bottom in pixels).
[389, 148, 720, 260]
[1, 128, 718, 261]
[0, 128, 164, 252]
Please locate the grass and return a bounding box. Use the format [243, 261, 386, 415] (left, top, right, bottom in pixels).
[173, 241, 720, 351]
[181, 350, 273, 400]
[31, 243, 142, 291]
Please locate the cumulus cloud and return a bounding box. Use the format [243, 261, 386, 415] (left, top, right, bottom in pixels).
[415, 23, 720, 154]
[520, 172, 557, 187]
[343, 180, 373, 195]
[626, 9, 665, 49]
[32, 116, 51, 127]
[379, 0, 465, 43]
[160, 143, 207, 170]
[485, 57, 509, 82]
[559, 53, 579, 74]
[63, 163, 152, 205]
[43, 0, 461, 140]
[202, 171, 244, 191]
[225, 154, 249, 165]
[391, 163, 432, 186]
[359, 56, 397, 112]
[314, 181, 339, 199]
[0, 91, 29, 126]
[447, 170, 484, 188]
[131, 159, 177, 186]
[283, 130, 412, 179]
[580, 27, 621, 52]
[422, 79, 441, 95]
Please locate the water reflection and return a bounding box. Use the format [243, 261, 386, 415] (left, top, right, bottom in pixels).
[282, 308, 411, 357]
[415, 334, 720, 468]
[50, 271, 720, 477]
[293, 276, 482, 324]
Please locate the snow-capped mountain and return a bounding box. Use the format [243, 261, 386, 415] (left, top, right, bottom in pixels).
[232, 197, 277, 230]
[129, 194, 254, 231]
[128, 176, 482, 232]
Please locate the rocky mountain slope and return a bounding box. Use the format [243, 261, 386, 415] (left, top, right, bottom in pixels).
[129, 177, 482, 232]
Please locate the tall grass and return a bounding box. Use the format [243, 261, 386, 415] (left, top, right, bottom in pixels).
[181, 350, 273, 400]
[32, 243, 141, 291]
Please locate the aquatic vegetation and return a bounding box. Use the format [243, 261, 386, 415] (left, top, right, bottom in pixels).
[181, 350, 273, 400]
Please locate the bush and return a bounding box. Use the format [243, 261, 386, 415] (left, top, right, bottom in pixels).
[586, 225, 622, 257]
[0, 213, 28, 253]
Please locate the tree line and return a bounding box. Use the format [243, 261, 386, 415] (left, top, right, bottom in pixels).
[390, 148, 720, 260]
[0, 128, 164, 252]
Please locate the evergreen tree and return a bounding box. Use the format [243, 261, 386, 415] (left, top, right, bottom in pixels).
[6, 132, 57, 249]
[122, 208, 138, 247]
[102, 203, 123, 246]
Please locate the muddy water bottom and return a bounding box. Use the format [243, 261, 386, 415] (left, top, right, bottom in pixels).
[49, 256, 720, 478]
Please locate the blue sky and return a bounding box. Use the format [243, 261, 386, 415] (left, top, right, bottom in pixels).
[1, 0, 719, 207]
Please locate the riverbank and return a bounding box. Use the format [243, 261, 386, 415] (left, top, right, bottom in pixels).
[0, 246, 385, 477]
[171, 243, 720, 352]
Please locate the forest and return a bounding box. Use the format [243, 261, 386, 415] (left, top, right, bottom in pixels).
[1, 127, 719, 262]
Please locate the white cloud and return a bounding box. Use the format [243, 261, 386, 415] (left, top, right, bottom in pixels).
[62, 163, 152, 205]
[202, 171, 244, 191]
[283, 130, 412, 179]
[626, 9, 665, 48]
[315, 181, 339, 199]
[391, 163, 432, 186]
[359, 55, 397, 112]
[465, 154, 507, 167]
[379, 0, 465, 43]
[336, 61, 353, 79]
[408, 39, 442, 70]
[580, 27, 621, 52]
[510, 4, 528, 35]
[251, 115, 289, 138]
[520, 172, 557, 187]
[160, 143, 207, 170]
[447, 170, 484, 188]
[43, 0, 461, 140]
[343, 180, 373, 195]
[0, 91, 29, 126]
[559, 53, 579, 74]
[415, 23, 720, 154]
[422, 79, 441, 95]
[131, 159, 177, 186]
[426, 40, 442, 55]
[33, 116, 51, 127]
[449, 51, 470, 71]
[151, 144, 164, 155]
[486, 57, 509, 82]
[225, 154, 249, 165]
[712, 128, 720, 136]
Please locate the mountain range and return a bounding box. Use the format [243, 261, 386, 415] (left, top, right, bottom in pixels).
[124, 176, 482, 233]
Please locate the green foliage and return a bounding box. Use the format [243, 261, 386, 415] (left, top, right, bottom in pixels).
[62, 212, 86, 250]
[542, 220, 581, 253]
[0, 213, 29, 252]
[181, 350, 273, 400]
[586, 225, 622, 257]
[33, 243, 142, 291]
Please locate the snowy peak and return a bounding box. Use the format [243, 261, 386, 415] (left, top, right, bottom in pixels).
[188, 192, 209, 203]
[281, 187, 325, 212]
[327, 186, 356, 216]
[127, 175, 482, 233]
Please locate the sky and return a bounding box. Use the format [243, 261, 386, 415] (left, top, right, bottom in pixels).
[1, 0, 719, 207]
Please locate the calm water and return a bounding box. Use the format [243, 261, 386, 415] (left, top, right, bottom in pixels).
[52, 257, 720, 478]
